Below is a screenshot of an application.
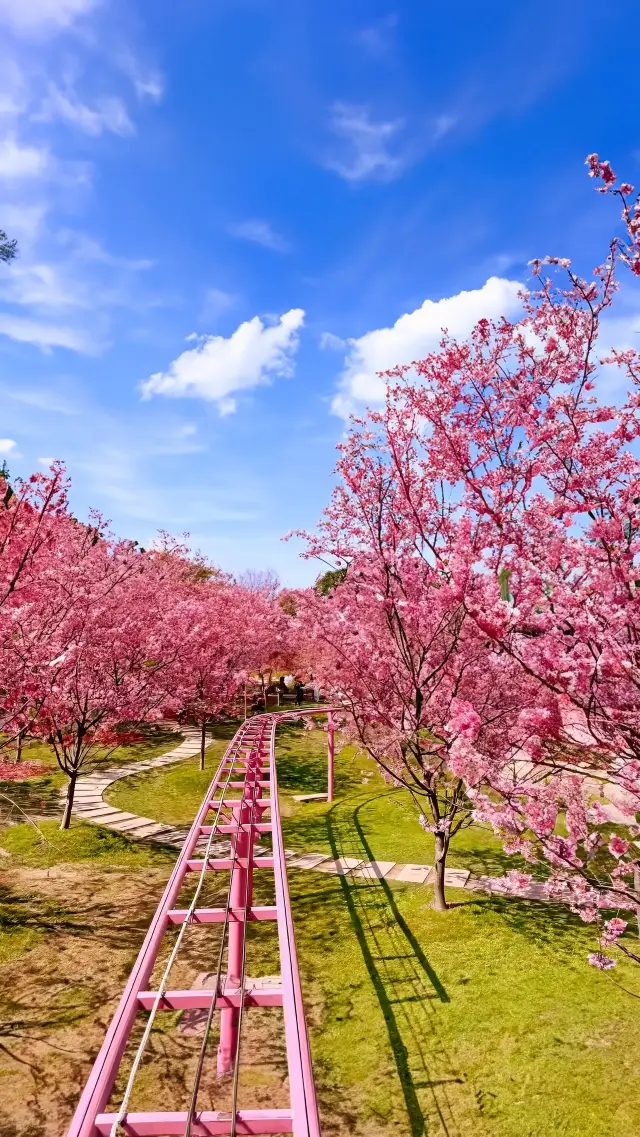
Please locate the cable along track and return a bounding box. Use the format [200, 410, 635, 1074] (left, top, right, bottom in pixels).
[66, 712, 322, 1137]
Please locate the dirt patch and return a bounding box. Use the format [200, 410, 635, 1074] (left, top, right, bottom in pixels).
[0, 864, 291, 1136]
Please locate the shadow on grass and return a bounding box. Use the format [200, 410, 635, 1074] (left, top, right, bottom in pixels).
[275, 722, 362, 799]
[0, 883, 153, 947]
[468, 892, 590, 955]
[320, 802, 470, 1137]
[448, 840, 532, 881]
[0, 780, 62, 821]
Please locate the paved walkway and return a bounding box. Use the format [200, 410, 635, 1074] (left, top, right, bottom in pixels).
[62, 729, 205, 846]
[63, 732, 560, 901]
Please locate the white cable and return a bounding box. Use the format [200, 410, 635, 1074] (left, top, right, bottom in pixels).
[109, 721, 256, 1137]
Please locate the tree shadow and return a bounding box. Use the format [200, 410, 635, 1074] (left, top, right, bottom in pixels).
[466, 892, 592, 955]
[0, 883, 153, 947]
[319, 804, 474, 1137]
[275, 723, 363, 798]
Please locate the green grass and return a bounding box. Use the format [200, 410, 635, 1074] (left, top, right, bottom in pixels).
[278, 867, 640, 1136]
[110, 718, 522, 877]
[97, 716, 640, 1135]
[0, 819, 175, 869]
[0, 724, 185, 828]
[3, 716, 638, 1135]
[106, 720, 238, 823]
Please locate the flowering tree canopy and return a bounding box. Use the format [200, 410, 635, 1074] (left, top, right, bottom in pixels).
[297, 157, 640, 950]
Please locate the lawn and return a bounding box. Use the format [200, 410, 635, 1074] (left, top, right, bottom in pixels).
[0, 724, 184, 825]
[106, 719, 237, 824]
[1, 717, 639, 1137]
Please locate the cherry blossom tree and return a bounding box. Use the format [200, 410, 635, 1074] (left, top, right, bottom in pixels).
[0, 464, 71, 750]
[334, 155, 640, 956]
[172, 583, 257, 770]
[296, 405, 536, 910]
[20, 525, 179, 828]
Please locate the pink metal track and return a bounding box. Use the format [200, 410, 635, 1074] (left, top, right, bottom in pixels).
[66, 713, 323, 1137]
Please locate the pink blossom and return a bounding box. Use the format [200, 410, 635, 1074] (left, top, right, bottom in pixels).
[447, 700, 481, 741]
[608, 835, 630, 859]
[505, 869, 532, 893]
[588, 952, 617, 970]
[601, 917, 627, 946]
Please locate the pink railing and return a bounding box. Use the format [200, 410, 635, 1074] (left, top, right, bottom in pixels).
[66, 712, 325, 1137]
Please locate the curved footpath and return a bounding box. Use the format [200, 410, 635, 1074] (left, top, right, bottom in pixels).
[63, 729, 552, 901]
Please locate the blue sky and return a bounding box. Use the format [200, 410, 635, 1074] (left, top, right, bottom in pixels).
[0, 0, 639, 584]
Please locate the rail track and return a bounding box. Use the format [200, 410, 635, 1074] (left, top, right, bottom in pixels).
[66, 712, 324, 1137]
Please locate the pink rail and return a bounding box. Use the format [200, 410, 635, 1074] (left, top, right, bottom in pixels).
[66, 712, 324, 1137]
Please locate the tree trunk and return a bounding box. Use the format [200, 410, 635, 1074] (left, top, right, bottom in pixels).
[634, 865, 640, 939]
[200, 721, 207, 772]
[433, 833, 449, 911]
[60, 769, 78, 830]
[15, 728, 24, 764]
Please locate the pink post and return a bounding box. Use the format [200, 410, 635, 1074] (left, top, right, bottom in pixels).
[217, 801, 247, 1075]
[218, 749, 263, 1076]
[327, 712, 334, 803]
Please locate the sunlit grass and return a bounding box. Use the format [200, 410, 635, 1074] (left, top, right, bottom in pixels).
[2, 717, 640, 1135]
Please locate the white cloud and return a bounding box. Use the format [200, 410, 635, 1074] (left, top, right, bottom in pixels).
[0, 134, 48, 178]
[0, 202, 47, 247]
[141, 309, 305, 412]
[332, 277, 524, 418]
[35, 83, 134, 136]
[0, 313, 95, 351]
[228, 219, 291, 253]
[0, 260, 90, 309]
[2, 383, 78, 414]
[116, 52, 164, 103]
[325, 102, 405, 182]
[0, 231, 153, 354]
[319, 331, 346, 351]
[0, 437, 18, 454]
[0, 0, 95, 33]
[132, 72, 163, 102]
[0, 60, 27, 117]
[433, 114, 456, 139]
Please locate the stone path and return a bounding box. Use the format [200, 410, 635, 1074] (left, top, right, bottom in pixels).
[62, 729, 205, 847]
[64, 732, 563, 901]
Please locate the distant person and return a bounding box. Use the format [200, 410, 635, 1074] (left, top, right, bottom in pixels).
[295, 683, 304, 706]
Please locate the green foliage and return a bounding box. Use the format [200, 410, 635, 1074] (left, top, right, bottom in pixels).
[0, 228, 17, 264]
[314, 565, 348, 595]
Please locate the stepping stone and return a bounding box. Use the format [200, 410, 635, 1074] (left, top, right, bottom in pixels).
[351, 860, 396, 880]
[75, 805, 125, 819]
[386, 863, 432, 884]
[522, 881, 548, 900]
[148, 830, 182, 843]
[287, 852, 330, 870]
[79, 808, 138, 823]
[128, 822, 177, 839]
[444, 868, 470, 888]
[106, 815, 152, 831]
[314, 856, 363, 875]
[107, 815, 157, 832]
[292, 793, 329, 803]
